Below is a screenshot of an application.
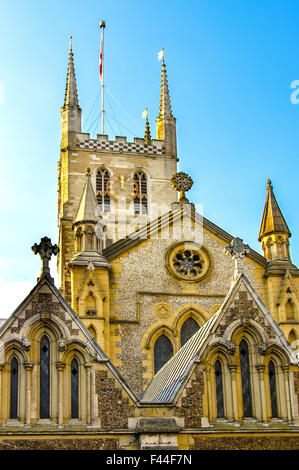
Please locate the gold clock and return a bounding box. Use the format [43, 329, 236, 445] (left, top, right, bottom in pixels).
[107, 175, 139, 202]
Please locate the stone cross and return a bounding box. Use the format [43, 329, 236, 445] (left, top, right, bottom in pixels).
[32, 236, 59, 277]
[224, 237, 250, 280]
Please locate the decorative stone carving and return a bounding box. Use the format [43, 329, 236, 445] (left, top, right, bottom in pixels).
[21, 336, 31, 351]
[58, 338, 67, 352]
[32, 236, 59, 278]
[170, 171, 193, 205]
[224, 237, 250, 280]
[225, 340, 236, 355]
[259, 341, 268, 355]
[154, 303, 172, 319]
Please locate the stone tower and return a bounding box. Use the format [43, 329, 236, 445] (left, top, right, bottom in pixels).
[57, 40, 178, 304]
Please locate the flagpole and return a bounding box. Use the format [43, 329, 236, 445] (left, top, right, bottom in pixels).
[100, 21, 106, 134]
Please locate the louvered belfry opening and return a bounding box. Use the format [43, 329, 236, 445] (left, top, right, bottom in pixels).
[10, 357, 18, 419]
[71, 358, 79, 419]
[154, 335, 173, 374]
[133, 171, 147, 215]
[215, 360, 225, 418]
[40, 335, 50, 419]
[268, 360, 278, 418]
[96, 168, 110, 212]
[239, 340, 252, 418]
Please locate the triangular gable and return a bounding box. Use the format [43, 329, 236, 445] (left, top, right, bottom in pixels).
[103, 205, 266, 268]
[141, 273, 298, 404]
[0, 274, 139, 404]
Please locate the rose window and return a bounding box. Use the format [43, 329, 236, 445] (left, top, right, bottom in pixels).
[172, 250, 204, 278]
[166, 242, 212, 283]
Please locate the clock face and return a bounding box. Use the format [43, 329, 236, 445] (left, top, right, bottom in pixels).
[107, 175, 139, 202]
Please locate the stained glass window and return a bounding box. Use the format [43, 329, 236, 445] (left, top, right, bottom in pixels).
[181, 318, 200, 347]
[215, 360, 225, 418]
[10, 357, 18, 419]
[154, 335, 173, 374]
[40, 335, 50, 419]
[239, 340, 252, 418]
[268, 361, 278, 418]
[71, 358, 79, 419]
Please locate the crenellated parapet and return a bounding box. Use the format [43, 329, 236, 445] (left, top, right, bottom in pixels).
[75, 134, 166, 156]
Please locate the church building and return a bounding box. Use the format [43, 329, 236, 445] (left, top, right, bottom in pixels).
[0, 33, 298, 450]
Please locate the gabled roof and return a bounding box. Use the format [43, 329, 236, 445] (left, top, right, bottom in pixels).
[258, 179, 291, 241]
[0, 273, 139, 404]
[103, 205, 267, 268]
[141, 273, 298, 404]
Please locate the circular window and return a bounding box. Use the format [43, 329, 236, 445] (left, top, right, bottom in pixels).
[166, 242, 212, 282]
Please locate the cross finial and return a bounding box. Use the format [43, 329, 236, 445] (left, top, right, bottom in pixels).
[224, 237, 250, 280]
[170, 171, 193, 205]
[32, 236, 59, 279]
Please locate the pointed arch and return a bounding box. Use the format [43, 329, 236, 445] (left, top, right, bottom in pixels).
[71, 357, 79, 419]
[154, 334, 173, 374]
[239, 339, 252, 418]
[10, 357, 19, 419]
[96, 167, 110, 212]
[40, 335, 50, 419]
[133, 170, 148, 215]
[268, 360, 278, 418]
[180, 317, 200, 347]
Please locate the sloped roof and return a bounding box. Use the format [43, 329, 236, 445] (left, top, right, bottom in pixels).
[141, 273, 298, 404]
[103, 205, 267, 268]
[74, 171, 98, 225]
[258, 179, 291, 241]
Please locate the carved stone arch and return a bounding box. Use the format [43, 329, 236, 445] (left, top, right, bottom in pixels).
[224, 318, 267, 346]
[173, 304, 208, 337]
[21, 313, 68, 344]
[4, 341, 27, 364]
[144, 324, 174, 350]
[62, 342, 89, 366]
[263, 343, 292, 366]
[205, 342, 233, 365]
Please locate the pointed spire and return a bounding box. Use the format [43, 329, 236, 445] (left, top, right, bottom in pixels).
[158, 52, 173, 118]
[258, 179, 291, 241]
[74, 168, 98, 224]
[63, 36, 80, 110]
[143, 108, 152, 144]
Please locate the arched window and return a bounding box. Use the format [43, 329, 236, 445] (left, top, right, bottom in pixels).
[288, 329, 297, 348]
[239, 339, 252, 418]
[75, 227, 83, 252]
[40, 335, 50, 419]
[88, 325, 97, 340]
[71, 358, 79, 419]
[154, 335, 173, 374]
[133, 171, 148, 215]
[268, 361, 278, 418]
[286, 299, 295, 320]
[10, 357, 18, 419]
[215, 360, 225, 418]
[96, 168, 110, 212]
[180, 318, 200, 347]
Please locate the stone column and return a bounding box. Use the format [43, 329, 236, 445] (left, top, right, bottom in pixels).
[228, 364, 238, 422]
[256, 364, 267, 422]
[85, 362, 92, 424]
[56, 361, 65, 427]
[281, 365, 292, 422]
[24, 363, 34, 426]
[0, 364, 4, 424]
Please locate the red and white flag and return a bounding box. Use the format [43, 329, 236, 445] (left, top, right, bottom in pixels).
[99, 32, 103, 83]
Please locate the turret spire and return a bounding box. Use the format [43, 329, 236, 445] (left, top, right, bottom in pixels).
[63, 36, 80, 111]
[143, 107, 152, 145]
[74, 168, 98, 225]
[258, 179, 291, 261]
[158, 50, 173, 118]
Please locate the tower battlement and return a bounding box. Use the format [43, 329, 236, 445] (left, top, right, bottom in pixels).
[76, 133, 166, 156]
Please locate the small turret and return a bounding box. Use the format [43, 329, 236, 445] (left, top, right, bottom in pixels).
[258, 179, 291, 261]
[156, 50, 177, 158]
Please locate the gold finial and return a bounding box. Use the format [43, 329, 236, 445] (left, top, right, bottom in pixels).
[170, 172, 193, 205]
[267, 178, 272, 186]
[100, 21, 106, 29]
[69, 35, 72, 54]
[86, 167, 91, 176]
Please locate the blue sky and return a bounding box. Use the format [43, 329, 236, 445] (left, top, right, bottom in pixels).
[0, 0, 298, 317]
